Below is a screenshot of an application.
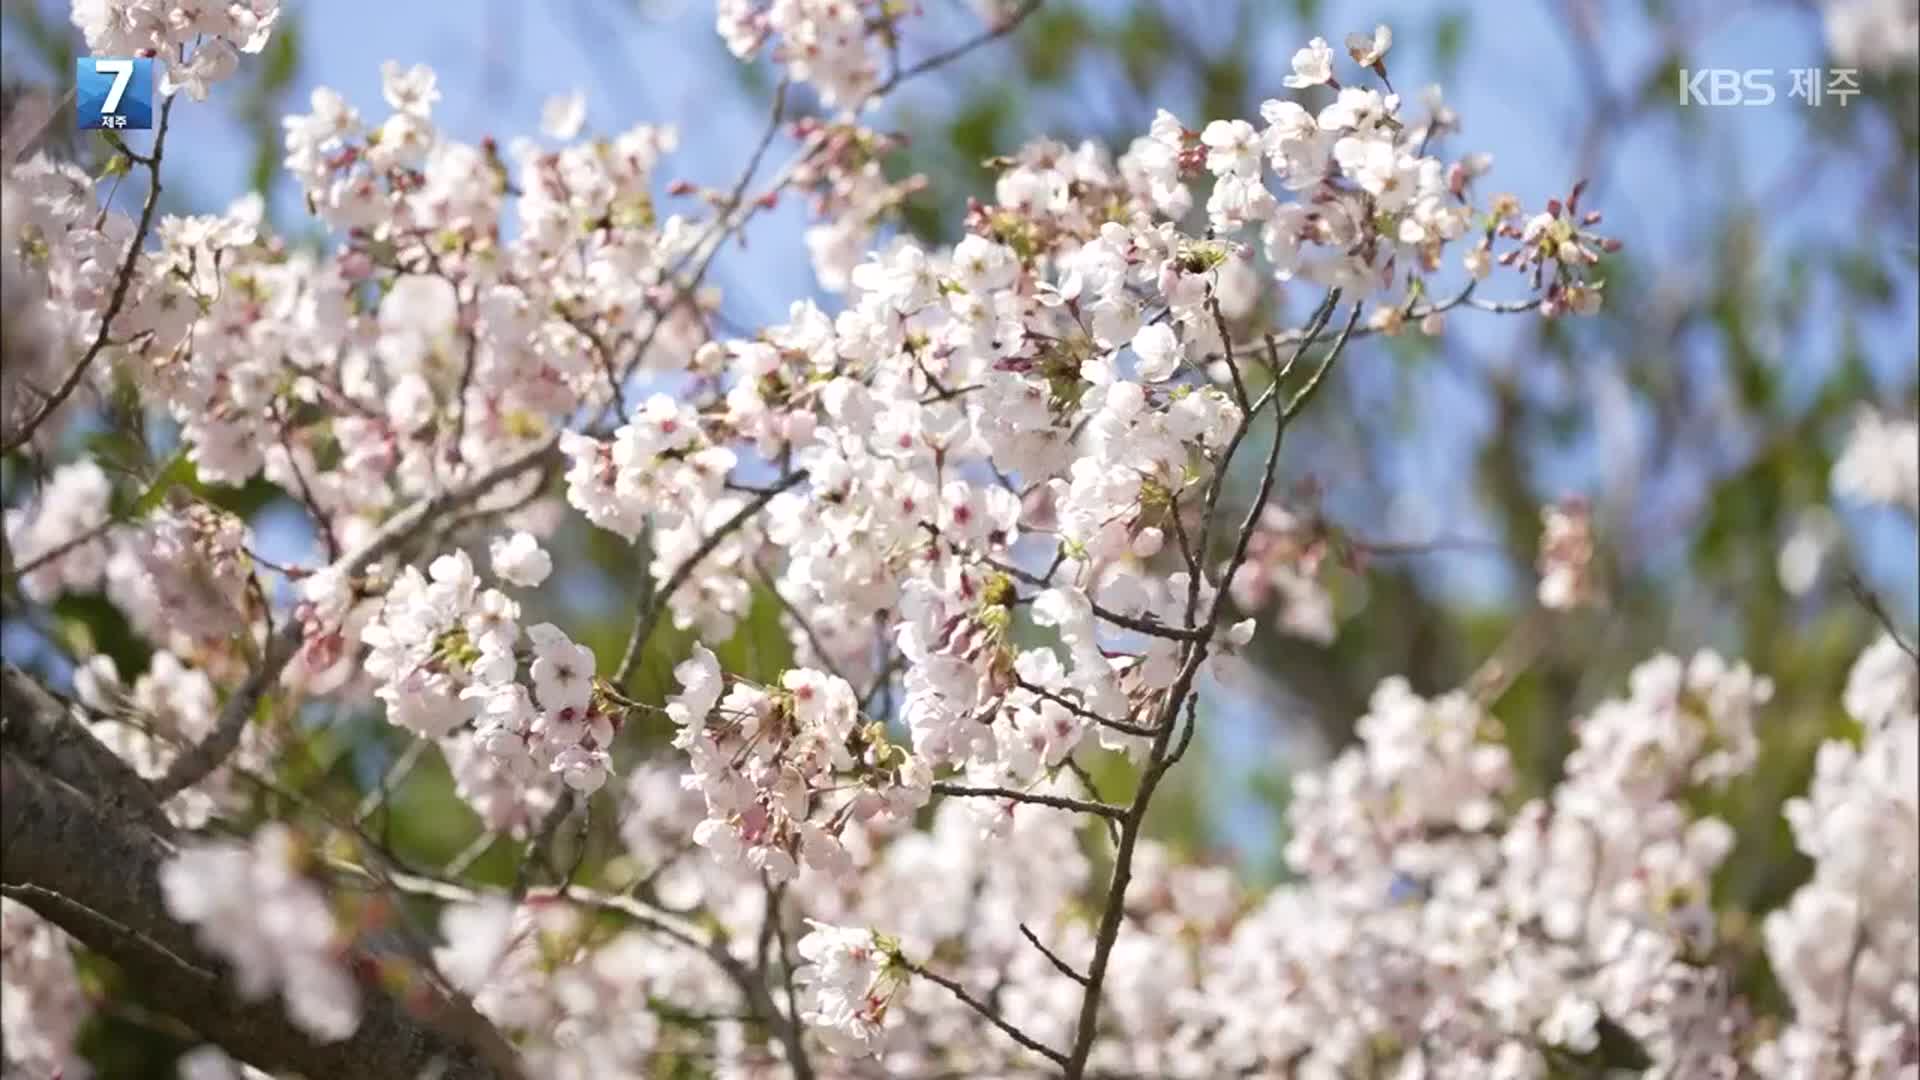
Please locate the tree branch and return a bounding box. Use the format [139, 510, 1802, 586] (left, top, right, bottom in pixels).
[1844, 571, 1919, 662]
[612, 470, 807, 689]
[1012, 677, 1159, 737]
[930, 781, 1126, 821]
[1019, 922, 1088, 986]
[901, 958, 1069, 1068]
[871, 0, 1045, 97]
[1, 665, 169, 830]
[4, 516, 117, 583]
[0, 740, 512, 1078]
[981, 556, 1208, 641]
[1060, 302, 1365, 1079]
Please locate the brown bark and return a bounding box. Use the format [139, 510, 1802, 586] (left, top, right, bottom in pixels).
[1, 664, 510, 1079]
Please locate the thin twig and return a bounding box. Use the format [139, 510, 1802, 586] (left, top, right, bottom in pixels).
[514, 792, 576, 899]
[445, 829, 501, 877]
[612, 471, 806, 689]
[595, 78, 794, 426]
[930, 781, 1126, 821]
[1013, 677, 1158, 738]
[1243, 282, 1538, 353]
[1844, 571, 1919, 661]
[1185, 291, 1340, 626]
[274, 416, 342, 561]
[755, 558, 852, 687]
[1283, 303, 1365, 422]
[1019, 923, 1088, 986]
[764, 884, 817, 1080]
[902, 959, 1069, 1067]
[6, 517, 116, 582]
[449, 294, 486, 458]
[870, 0, 1046, 97]
[982, 556, 1206, 642]
[1208, 296, 1250, 410]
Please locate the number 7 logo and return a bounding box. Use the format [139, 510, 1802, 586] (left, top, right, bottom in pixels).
[94, 59, 135, 114]
[75, 55, 154, 131]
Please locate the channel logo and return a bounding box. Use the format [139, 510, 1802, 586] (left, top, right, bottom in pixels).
[76, 57, 155, 131]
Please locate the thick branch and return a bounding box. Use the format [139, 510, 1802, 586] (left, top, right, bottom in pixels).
[0, 746, 509, 1078]
[1, 665, 168, 830]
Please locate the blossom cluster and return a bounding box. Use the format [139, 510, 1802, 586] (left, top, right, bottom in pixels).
[5, 463, 262, 675]
[74, 649, 269, 828]
[431, 898, 708, 1077]
[667, 646, 931, 882]
[1821, 0, 1920, 71]
[1228, 501, 1337, 642]
[1758, 634, 1919, 1075]
[158, 826, 361, 1043]
[715, 0, 898, 109]
[362, 549, 617, 793]
[6, 460, 111, 603]
[1536, 499, 1597, 610]
[794, 921, 905, 1055]
[761, 642, 1908, 1079]
[71, 0, 279, 100]
[1835, 407, 1920, 514]
[0, 901, 92, 1080]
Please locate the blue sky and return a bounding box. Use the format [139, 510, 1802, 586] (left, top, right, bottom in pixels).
[14, 0, 1910, 417]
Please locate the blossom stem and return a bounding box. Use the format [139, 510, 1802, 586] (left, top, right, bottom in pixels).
[930, 781, 1127, 820]
[610, 469, 807, 690]
[901, 958, 1070, 1067]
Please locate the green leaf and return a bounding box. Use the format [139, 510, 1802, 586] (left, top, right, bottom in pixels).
[1018, 6, 1089, 86]
[130, 450, 195, 517]
[51, 591, 152, 678]
[258, 19, 300, 92]
[1113, 6, 1171, 94]
[1593, 1013, 1656, 1071]
[948, 91, 1011, 177]
[1431, 11, 1470, 75]
[712, 581, 794, 686]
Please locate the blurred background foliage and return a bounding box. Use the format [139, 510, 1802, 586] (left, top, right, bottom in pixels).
[2, 0, 1916, 1073]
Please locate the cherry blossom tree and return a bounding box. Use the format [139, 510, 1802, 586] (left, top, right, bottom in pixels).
[1, 2, 1916, 1078]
